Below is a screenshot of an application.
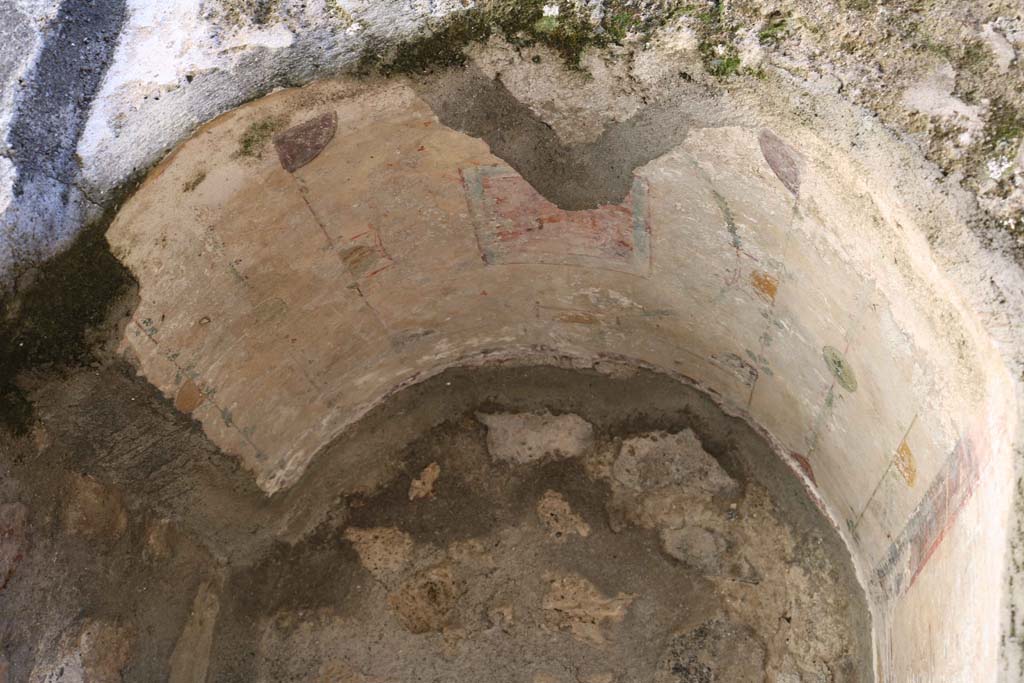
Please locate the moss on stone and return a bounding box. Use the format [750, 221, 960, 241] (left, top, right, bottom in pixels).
[604, 3, 644, 43]
[533, 15, 559, 34]
[843, 0, 876, 12]
[182, 170, 207, 193]
[987, 101, 1024, 143]
[748, 65, 769, 80]
[373, 0, 694, 74]
[324, 0, 354, 26]
[982, 99, 1024, 162]
[957, 39, 992, 74]
[691, 1, 743, 78]
[916, 35, 953, 61]
[367, 1, 736, 75]
[237, 116, 285, 158]
[371, 1, 605, 73]
[604, 12, 631, 41]
[702, 44, 741, 77]
[758, 11, 788, 45]
[215, 0, 282, 27]
[542, 12, 606, 67]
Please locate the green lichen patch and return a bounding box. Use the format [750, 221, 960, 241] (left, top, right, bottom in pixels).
[617, 0, 717, 39]
[533, 15, 559, 34]
[956, 40, 991, 75]
[214, 0, 282, 27]
[604, 11, 635, 41]
[236, 116, 286, 158]
[324, 0, 354, 26]
[676, 1, 746, 79]
[976, 99, 1024, 195]
[983, 99, 1024, 157]
[823, 346, 857, 393]
[701, 41, 741, 77]
[603, 1, 646, 43]
[372, 1, 633, 74]
[758, 11, 789, 46]
[0, 209, 137, 434]
[913, 33, 954, 62]
[538, 10, 608, 66]
[367, 1, 755, 76]
[842, 0, 877, 12]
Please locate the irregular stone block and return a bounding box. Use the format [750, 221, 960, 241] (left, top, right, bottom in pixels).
[612, 429, 737, 497]
[477, 411, 595, 465]
[536, 490, 591, 542]
[541, 573, 634, 644]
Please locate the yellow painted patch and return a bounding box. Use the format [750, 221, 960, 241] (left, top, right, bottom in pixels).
[556, 311, 602, 325]
[895, 439, 917, 486]
[751, 270, 779, 303]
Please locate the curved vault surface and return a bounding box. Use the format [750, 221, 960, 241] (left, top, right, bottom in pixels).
[109, 77, 1017, 681]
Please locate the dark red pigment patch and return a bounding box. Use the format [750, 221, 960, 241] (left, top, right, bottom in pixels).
[274, 112, 338, 172]
[874, 420, 990, 599]
[790, 453, 815, 485]
[758, 130, 801, 196]
[463, 165, 651, 276]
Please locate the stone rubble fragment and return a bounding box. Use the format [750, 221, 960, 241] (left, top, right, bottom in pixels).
[612, 429, 737, 497]
[541, 573, 634, 644]
[536, 490, 591, 541]
[477, 411, 595, 465]
[408, 462, 441, 500]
